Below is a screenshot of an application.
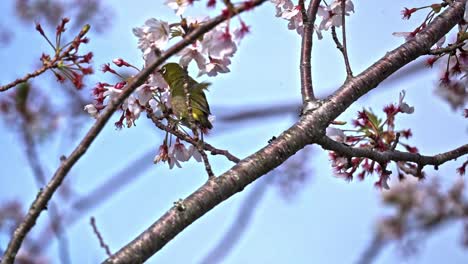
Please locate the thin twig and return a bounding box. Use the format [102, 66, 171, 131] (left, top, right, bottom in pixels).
[90, 217, 112, 257]
[340, 0, 353, 77]
[427, 42, 465, 55]
[0, 67, 52, 92]
[148, 112, 240, 163]
[390, 132, 400, 151]
[0, 1, 265, 262]
[331, 26, 353, 77]
[198, 146, 216, 178]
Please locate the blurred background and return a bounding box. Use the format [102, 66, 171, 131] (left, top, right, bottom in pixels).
[0, 0, 467, 263]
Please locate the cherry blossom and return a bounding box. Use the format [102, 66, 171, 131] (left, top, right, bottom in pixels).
[133, 18, 170, 60]
[179, 42, 206, 70]
[170, 139, 191, 162]
[165, 0, 191, 16]
[397, 90, 415, 114]
[84, 104, 98, 118]
[317, 0, 354, 31]
[326, 127, 346, 142]
[233, 21, 251, 43]
[122, 95, 143, 127]
[201, 28, 237, 60]
[282, 5, 303, 35]
[199, 57, 231, 77]
[188, 145, 202, 162]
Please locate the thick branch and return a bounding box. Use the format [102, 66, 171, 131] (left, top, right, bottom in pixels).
[318, 135, 468, 169]
[299, 0, 321, 103]
[0, 1, 266, 263]
[103, 2, 466, 263]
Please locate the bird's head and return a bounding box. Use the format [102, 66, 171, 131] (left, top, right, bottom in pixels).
[158, 62, 184, 80]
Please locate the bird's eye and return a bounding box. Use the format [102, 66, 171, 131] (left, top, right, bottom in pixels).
[161, 67, 166, 74]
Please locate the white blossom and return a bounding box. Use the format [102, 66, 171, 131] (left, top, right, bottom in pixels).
[202, 28, 237, 60]
[148, 99, 164, 117]
[283, 6, 303, 35]
[103, 85, 123, 100]
[165, 0, 190, 16]
[84, 104, 98, 118]
[188, 145, 202, 162]
[135, 84, 155, 106]
[326, 127, 346, 142]
[199, 57, 231, 77]
[317, 0, 354, 31]
[171, 140, 191, 162]
[392, 31, 417, 41]
[122, 95, 143, 127]
[398, 90, 414, 114]
[179, 42, 206, 70]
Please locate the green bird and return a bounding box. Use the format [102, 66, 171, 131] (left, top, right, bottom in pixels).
[158, 62, 213, 130]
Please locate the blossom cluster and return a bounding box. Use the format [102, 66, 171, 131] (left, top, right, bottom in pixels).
[37, 18, 93, 89]
[84, 2, 253, 169]
[154, 138, 203, 169]
[377, 179, 467, 249]
[271, 0, 354, 38]
[326, 91, 418, 189]
[393, 2, 468, 111]
[140, 0, 257, 77]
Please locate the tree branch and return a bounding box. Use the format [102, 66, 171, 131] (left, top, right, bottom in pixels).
[0, 25, 89, 92]
[340, 0, 353, 77]
[299, 0, 321, 103]
[317, 135, 468, 170]
[0, 1, 267, 263]
[102, 2, 466, 263]
[427, 41, 465, 55]
[148, 112, 240, 163]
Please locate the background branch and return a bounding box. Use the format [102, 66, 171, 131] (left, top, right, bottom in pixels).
[199, 176, 270, 264]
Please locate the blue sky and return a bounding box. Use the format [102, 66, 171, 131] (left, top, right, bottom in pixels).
[0, 1, 467, 263]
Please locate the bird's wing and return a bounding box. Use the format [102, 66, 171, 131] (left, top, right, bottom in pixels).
[191, 83, 211, 114]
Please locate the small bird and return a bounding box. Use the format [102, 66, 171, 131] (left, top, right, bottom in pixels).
[158, 62, 213, 130]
